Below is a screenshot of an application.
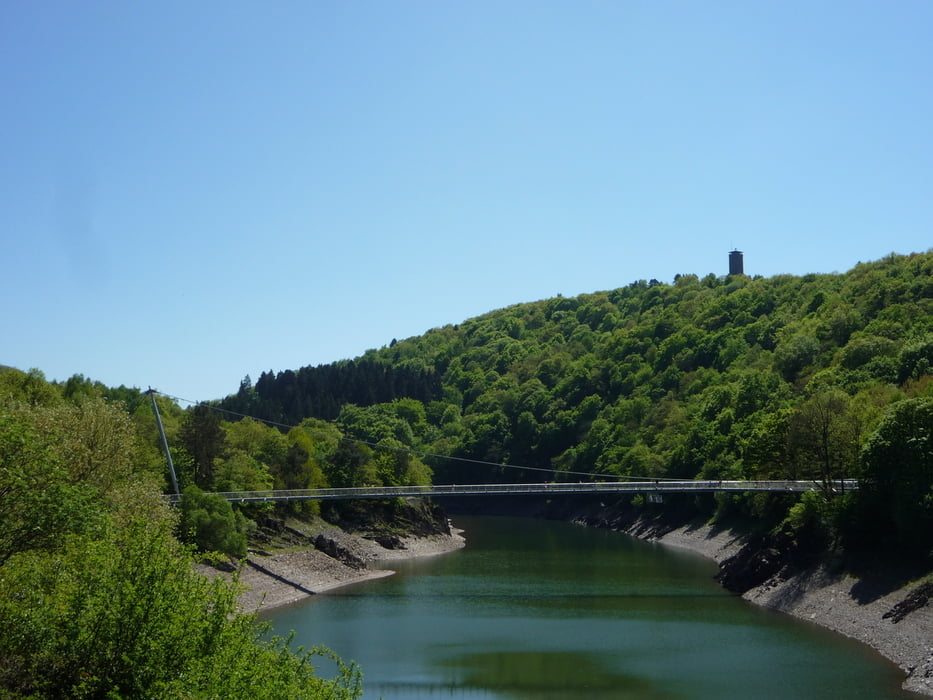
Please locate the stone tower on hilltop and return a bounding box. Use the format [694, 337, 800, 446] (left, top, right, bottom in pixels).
[729, 250, 744, 276]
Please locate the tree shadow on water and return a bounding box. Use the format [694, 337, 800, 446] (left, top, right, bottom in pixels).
[442, 650, 679, 700]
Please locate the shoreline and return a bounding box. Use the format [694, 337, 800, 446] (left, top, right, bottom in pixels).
[207, 527, 466, 615]
[638, 521, 933, 697]
[208, 513, 930, 695]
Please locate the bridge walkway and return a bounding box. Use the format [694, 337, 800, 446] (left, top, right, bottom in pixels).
[167, 480, 857, 504]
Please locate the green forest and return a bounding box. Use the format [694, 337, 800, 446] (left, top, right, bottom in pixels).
[221, 251, 933, 552]
[2, 250, 932, 697]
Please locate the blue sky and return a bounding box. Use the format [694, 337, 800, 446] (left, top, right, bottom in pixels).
[2, 1, 931, 402]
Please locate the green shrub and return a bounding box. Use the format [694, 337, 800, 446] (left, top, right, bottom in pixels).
[179, 485, 249, 558]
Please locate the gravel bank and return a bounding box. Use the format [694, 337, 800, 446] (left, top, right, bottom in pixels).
[206, 513, 930, 694]
[643, 522, 933, 697]
[203, 527, 466, 614]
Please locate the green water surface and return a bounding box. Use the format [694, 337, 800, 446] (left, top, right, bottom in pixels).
[266, 516, 916, 699]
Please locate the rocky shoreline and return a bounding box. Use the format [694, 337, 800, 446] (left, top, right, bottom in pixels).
[619, 519, 933, 697]
[202, 522, 465, 615]
[203, 508, 930, 695]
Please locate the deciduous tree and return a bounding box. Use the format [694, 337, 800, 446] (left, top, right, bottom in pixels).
[859, 397, 933, 549]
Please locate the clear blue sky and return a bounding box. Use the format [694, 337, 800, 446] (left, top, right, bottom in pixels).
[2, 1, 931, 402]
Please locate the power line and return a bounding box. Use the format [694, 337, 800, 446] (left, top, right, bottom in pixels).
[153, 390, 678, 483]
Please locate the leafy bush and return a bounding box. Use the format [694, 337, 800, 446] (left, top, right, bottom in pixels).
[783, 490, 827, 534]
[0, 518, 360, 699]
[1, 381, 361, 698]
[179, 484, 250, 558]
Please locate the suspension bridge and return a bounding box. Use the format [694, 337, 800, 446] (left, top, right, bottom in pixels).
[147, 391, 856, 507]
[166, 479, 857, 504]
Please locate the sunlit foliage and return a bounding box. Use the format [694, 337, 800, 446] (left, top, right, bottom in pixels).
[0, 372, 361, 698]
[216, 251, 932, 551]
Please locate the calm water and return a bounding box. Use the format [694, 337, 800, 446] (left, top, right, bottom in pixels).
[266, 516, 915, 699]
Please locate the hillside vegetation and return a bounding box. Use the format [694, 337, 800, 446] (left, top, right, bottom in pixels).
[221, 251, 933, 555]
[1, 251, 931, 696]
[0, 371, 362, 698]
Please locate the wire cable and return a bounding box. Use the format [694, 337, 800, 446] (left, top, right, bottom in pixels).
[153, 389, 681, 483]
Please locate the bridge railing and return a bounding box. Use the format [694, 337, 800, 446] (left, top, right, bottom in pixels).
[165, 480, 857, 504]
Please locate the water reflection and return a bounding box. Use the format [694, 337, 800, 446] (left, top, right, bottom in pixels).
[266, 516, 914, 699]
[441, 651, 676, 699]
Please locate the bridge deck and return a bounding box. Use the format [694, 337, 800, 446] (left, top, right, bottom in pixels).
[167, 480, 857, 504]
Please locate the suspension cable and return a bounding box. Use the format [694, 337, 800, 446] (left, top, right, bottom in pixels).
[153, 390, 680, 483]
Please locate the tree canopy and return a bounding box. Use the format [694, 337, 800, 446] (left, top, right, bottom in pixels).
[213, 251, 933, 553]
[2, 250, 931, 695]
[0, 368, 362, 699]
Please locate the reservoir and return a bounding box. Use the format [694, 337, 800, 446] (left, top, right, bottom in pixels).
[265, 516, 915, 699]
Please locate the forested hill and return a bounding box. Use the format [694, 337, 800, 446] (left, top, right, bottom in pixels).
[215, 251, 933, 556]
[4, 253, 927, 699]
[222, 251, 932, 482]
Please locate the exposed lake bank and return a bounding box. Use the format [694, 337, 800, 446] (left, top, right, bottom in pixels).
[200, 518, 465, 614]
[265, 513, 920, 700]
[205, 501, 931, 695]
[584, 514, 933, 697]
